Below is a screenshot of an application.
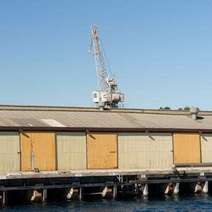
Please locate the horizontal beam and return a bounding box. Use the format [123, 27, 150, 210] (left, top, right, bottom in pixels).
[0, 176, 212, 191]
[0, 127, 212, 133]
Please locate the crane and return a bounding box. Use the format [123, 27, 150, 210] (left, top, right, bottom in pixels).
[90, 25, 124, 109]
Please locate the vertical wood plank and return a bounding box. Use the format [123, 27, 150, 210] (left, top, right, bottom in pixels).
[20, 133, 32, 171]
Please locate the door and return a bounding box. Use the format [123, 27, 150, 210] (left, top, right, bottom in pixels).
[87, 133, 117, 169]
[21, 132, 56, 171]
[173, 133, 201, 164]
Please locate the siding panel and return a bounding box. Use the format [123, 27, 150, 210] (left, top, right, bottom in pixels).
[201, 134, 212, 163]
[118, 133, 173, 169]
[0, 132, 20, 172]
[57, 133, 86, 170]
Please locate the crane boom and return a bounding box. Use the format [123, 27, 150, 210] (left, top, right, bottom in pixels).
[90, 25, 124, 109]
[90, 25, 108, 91]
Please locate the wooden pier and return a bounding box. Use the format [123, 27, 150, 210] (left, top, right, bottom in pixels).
[1, 167, 212, 207]
[1, 106, 212, 206]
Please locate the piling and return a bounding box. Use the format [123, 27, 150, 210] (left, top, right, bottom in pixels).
[203, 181, 208, 193]
[194, 182, 202, 194]
[42, 189, 47, 202]
[143, 184, 148, 197]
[1, 191, 7, 207]
[31, 190, 42, 202]
[79, 187, 83, 201]
[174, 183, 180, 195]
[113, 185, 117, 199]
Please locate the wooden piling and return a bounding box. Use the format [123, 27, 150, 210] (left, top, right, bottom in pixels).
[79, 187, 82, 201]
[194, 182, 202, 193]
[0, 191, 7, 207]
[203, 181, 208, 193]
[42, 189, 47, 202]
[113, 185, 117, 199]
[2, 191, 7, 207]
[143, 184, 148, 197]
[31, 190, 42, 202]
[174, 183, 180, 195]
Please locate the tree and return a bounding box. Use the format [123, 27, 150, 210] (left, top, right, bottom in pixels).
[159, 106, 171, 110]
[183, 106, 190, 111]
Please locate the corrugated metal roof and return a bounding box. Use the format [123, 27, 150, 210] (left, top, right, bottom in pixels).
[0, 105, 212, 132]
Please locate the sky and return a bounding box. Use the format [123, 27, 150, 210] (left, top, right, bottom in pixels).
[0, 0, 212, 110]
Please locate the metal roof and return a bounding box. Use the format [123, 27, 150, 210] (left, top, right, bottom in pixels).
[0, 105, 212, 132]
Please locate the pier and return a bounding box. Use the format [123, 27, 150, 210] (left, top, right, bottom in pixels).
[1, 106, 212, 206]
[1, 167, 212, 206]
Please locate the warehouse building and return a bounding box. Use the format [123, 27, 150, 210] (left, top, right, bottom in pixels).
[0, 105, 212, 174]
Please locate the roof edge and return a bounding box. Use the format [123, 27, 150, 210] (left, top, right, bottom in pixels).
[0, 126, 212, 133]
[0, 104, 211, 116]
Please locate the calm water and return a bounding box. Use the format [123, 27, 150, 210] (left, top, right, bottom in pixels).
[2, 195, 212, 211]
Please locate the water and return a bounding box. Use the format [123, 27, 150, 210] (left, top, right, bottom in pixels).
[2, 195, 212, 211]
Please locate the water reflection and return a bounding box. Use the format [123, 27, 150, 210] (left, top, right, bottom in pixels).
[2, 195, 212, 211]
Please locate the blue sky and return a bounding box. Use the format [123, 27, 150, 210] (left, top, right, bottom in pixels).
[0, 0, 212, 109]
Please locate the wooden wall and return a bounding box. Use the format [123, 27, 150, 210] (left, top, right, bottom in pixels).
[1, 130, 212, 173]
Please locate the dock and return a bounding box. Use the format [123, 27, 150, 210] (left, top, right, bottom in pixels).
[0, 105, 212, 206]
[1, 167, 212, 206]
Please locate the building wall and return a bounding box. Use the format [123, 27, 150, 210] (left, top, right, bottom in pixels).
[201, 134, 212, 163]
[118, 133, 173, 169]
[2, 130, 212, 173]
[56, 132, 86, 170]
[0, 132, 20, 172]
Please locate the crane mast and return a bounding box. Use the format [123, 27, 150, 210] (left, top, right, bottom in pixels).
[90, 25, 124, 109]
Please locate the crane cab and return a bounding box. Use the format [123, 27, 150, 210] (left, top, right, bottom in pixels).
[92, 90, 124, 109]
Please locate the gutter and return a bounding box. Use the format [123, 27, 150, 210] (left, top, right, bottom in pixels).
[0, 126, 211, 133]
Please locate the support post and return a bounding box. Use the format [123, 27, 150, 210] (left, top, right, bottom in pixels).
[2, 191, 6, 207]
[164, 184, 170, 195]
[79, 187, 82, 201]
[194, 182, 202, 193]
[165, 183, 174, 195]
[143, 184, 148, 197]
[113, 185, 117, 200]
[31, 190, 42, 202]
[203, 181, 208, 194]
[173, 183, 180, 195]
[42, 189, 47, 202]
[66, 188, 74, 200]
[102, 186, 108, 198]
